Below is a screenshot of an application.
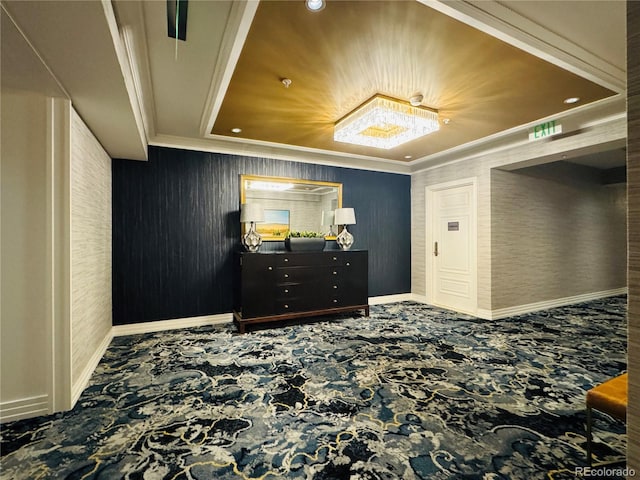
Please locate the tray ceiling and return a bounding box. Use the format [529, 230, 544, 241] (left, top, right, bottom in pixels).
[210, 1, 616, 162]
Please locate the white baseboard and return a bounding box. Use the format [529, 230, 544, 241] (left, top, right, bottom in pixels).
[410, 294, 429, 304]
[0, 395, 50, 423]
[113, 298, 420, 336]
[405, 288, 626, 320]
[368, 293, 413, 305]
[476, 308, 493, 320]
[488, 287, 628, 320]
[113, 297, 422, 336]
[112, 313, 233, 337]
[71, 329, 114, 406]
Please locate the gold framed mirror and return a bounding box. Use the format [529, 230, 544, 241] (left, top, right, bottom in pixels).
[240, 174, 343, 241]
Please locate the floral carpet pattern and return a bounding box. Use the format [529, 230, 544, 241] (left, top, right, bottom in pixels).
[0, 297, 628, 479]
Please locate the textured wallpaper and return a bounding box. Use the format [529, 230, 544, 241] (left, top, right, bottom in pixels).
[112, 147, 411, 325]
[70, 110, 112, 387]
[491, 162, 626, 310]
[627, 1, 640, 470]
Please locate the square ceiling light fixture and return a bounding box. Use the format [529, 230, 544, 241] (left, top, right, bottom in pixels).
[334, 95, 439, 150]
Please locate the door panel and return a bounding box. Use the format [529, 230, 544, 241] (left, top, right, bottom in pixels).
[430, 182, 477, 314]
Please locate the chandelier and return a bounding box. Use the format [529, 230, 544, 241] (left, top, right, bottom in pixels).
[334, 95, 439, 150]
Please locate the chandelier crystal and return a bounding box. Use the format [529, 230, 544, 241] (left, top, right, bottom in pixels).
[334, 95, 439, 150]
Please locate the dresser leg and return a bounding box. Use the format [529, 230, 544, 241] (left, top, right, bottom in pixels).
[364, 306, 370, 316]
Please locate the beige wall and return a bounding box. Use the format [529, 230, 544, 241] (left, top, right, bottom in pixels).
[70, 109, 112, 400]
[626, 0, 639, 470]
[491, 163, 626, 310]
[0, 91, 50, 418]
[411, 116, 626, 313]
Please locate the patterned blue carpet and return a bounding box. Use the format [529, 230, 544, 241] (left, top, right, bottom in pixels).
[0, 297, 627, 479]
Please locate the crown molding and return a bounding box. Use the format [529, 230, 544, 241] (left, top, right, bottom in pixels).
[101, 0, 148, 160]
[421, 0, 625, 93]
[150, 134, 412, 175]
[152, 93, 625, 177]
[116, 1, 157, 140]
[409, 94, 627, 173]
[199, 0, 260, 138]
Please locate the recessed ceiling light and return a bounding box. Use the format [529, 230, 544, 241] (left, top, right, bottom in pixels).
[443, 118, 451, 125]
[404, 155, 412, 159]
[306, 0, 325, 12]
[563, 97, 580, 104]
[231, 127, 242, 134]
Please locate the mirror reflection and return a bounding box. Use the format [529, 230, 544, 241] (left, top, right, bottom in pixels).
[240, 175, 342, 241]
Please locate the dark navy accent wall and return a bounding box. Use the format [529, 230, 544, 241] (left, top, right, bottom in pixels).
[112, 146, 411, 325]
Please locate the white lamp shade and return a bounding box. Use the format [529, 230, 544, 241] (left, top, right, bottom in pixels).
[334, 207, 356, 225]
[321, 210, 335, 226]
[240, 203, 264, 223]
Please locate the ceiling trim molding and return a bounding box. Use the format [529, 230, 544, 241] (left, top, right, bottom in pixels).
[154, 94, 625, 177]
[116, 1, 157, 140]
[496, 136, 627, 173]
[101, 0, 148, 159]
[149, 134, 412, 175]
[409, 94, 626, 171]
[421, 0, 625, 93]
[199, 0, 260, 137]
[410, 98, 627, 174]
[203, 132, 412, 167]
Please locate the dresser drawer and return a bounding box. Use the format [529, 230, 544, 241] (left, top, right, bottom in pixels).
[273, 253, 334, 267]
[323, 292, 367, 308]
[276, 265, 360, 285]
[275, 266, 319, 284]
[327, 251, 367, 268]
[275, 282, 319, 299]
[241, 254, 278, 274]
[276, 297, 325, 314]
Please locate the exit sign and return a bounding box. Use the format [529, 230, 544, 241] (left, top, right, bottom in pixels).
[528, 120, 562, 141]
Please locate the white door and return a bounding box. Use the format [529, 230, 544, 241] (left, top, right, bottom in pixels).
[427, 180, 477, 314]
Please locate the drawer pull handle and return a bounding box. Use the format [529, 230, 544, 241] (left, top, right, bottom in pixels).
[284, 304, 289, 309]
[284, 289, 289, 293]
[332, 271, 337, 275]
[333, 285, 338, 289]
[284, 274, 289, 278]
[284, 258, 289, 262]
[268, 267, 273, 271]
[333, 299, 338, 303]
[346, 262, 350, 266]
[333, 256, 337, 261]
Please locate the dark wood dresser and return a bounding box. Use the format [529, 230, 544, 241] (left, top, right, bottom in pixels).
[233, 250, 369, 333]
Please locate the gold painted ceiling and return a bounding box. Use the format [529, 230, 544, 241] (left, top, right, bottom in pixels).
[212, 1, 615, 162]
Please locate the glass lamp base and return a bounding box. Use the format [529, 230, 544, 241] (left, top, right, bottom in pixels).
[243, 223, 263, 252]
[336, 226, 354, 250]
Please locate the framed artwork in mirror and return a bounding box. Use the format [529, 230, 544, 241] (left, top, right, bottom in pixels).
[256, 209, 290, 240]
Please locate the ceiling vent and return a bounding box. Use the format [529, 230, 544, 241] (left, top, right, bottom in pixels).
[167, 0, 188, 41]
